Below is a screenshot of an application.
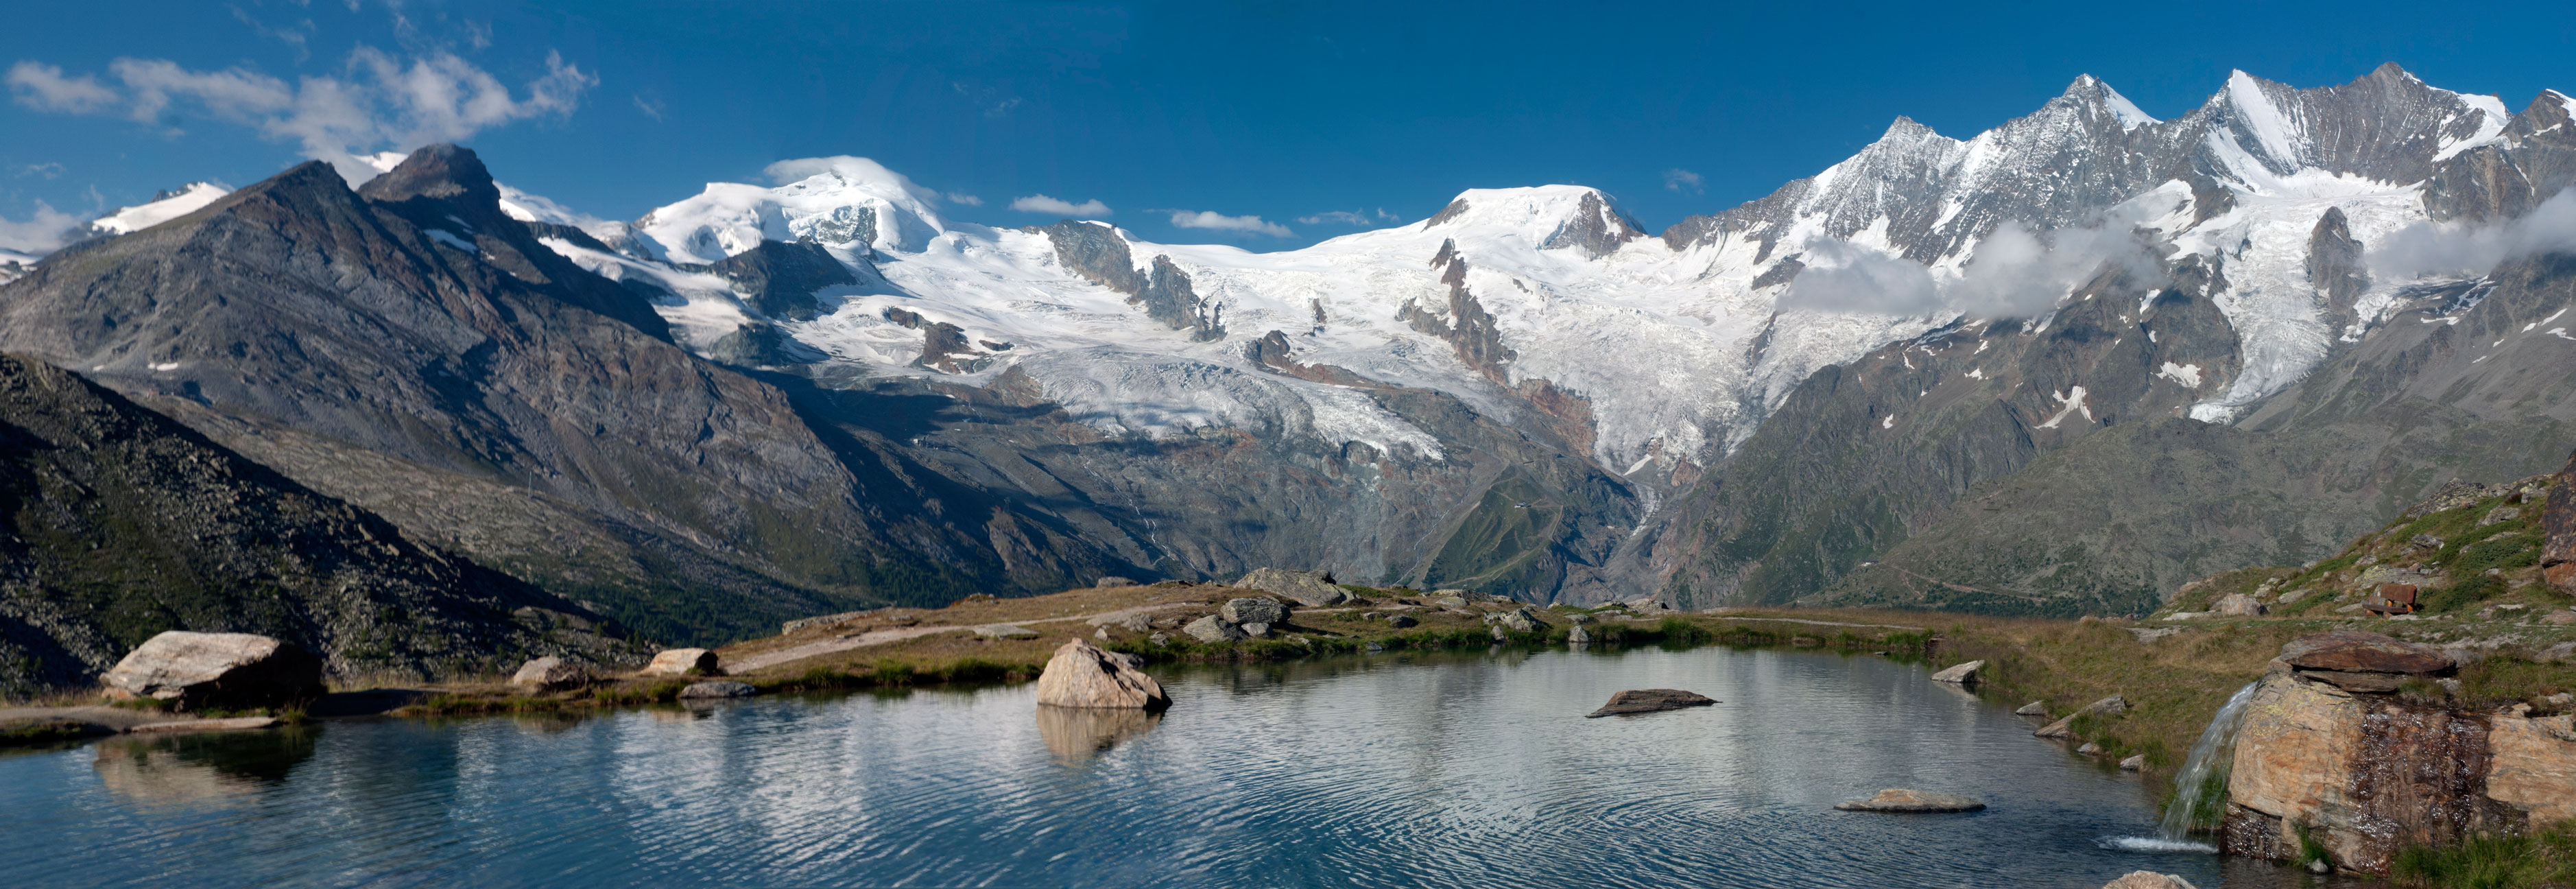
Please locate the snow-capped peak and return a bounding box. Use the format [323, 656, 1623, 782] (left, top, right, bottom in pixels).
[89, 182, 232, 235]
[2220, 69, 2306, 169]
[632, 154, 949, 263]
[2088, 78, 2159, 131]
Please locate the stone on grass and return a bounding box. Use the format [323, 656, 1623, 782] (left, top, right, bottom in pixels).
[1235, 569, 1350, 606]
[101, 632, 326, 711]
[1586, 689, 1717, 718]
[973, 624, 1040, 639]
[641, 648, 721, 677]
[1147, 632, 1171, 646]
[510, 656, 588, 691]
[2077, 742, 2103, 755]
[2213, 593, 2266, 617]
[1241, 622, 1272, 638]
[1930, 660, 1985, 685]
[1568, 624, 1592, 644]
[1034, 638, 1169, 710]
[2121, 755, 2147, 771]
[1385, 614, 1418, 628]
[2278, 631, 2453, 675]
[2101, 873, 2199, 889]
[1833, 789, 1985, 812]
[676, 680, 756, 699]
[2015, 700, 2049, 717]
[1094, 576, 1135, 588]
[2034, 696, 2129, 739]
[1433, 595, 1469, 608]
[1182, 615, 1244, 643]
[1488, 608, 1547, 633]
[1221, 597, 1291, 626]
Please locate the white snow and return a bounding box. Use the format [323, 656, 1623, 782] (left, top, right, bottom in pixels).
[2431, 93, 2512, 162]
[2097, 80, 2159, 131]
[2225, 71, 2306, 168]
[90, 182, 230, 235]
[422, 229, 477, 253]
[2156, 362, 2204, 388]
[2034, 386, 2091, 429]
[1881, 414, 1895, 429]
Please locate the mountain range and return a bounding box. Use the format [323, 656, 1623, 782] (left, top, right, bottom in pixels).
[1, 63, 2570, 681]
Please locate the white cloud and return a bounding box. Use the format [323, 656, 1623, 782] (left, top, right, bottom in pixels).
[1663, 168, 1704, 194]
[15, 162, 63, 180]
[945, 192, 983, 206]
[1785, 215, 2158, 318]
[2370, 190, 2576, 281]
[6, 61, 120, 113]
[0, 201, 83, 258]
[1012, 193, 1110, 217]
[1168, 209, 1291, 237]
[13, 49, 597, 184]
[631, 93, 665, 121]
[1296, 210, 1371, 226]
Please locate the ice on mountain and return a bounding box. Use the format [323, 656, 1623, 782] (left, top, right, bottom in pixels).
[90, 182, 230, 235]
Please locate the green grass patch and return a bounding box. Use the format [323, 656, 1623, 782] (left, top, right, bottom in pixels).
[2391, 821, 2576, 888]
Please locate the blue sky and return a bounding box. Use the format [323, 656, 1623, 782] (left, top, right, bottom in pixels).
[3, 1, 2572, 252]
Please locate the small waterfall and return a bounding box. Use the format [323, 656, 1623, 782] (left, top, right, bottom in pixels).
[2103, 680, 2259, 854]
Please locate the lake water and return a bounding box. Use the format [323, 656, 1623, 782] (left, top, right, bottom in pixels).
[1, 644, 2364, 888]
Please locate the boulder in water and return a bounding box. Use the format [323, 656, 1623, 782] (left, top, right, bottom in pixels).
[1586, 689, 1716, 718]
[1930, 660, 1985, 685]
[1034, 639, 1169, 709]
[2101, 873, 2198, 889]
[101, 632, 325, 711]
[641, 648, 721, 677]
[1833, 789, 1985, 812]
[2121, 755, 2147, 771]
[1235, 569, 1348, 606]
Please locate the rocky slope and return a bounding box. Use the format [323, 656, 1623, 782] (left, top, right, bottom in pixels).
[0, 353, 625, 697]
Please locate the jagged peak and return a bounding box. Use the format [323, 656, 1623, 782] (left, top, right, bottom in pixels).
[1881, 115, 1940, 140]
[2059, 73, 2158, 130]
[359, 143, 500, 206]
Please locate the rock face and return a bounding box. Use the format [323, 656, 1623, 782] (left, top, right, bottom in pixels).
[1833, 789, 1985, 812]
[509, 656, 588, 691]
[2034, 696, 2128, 738]
[1233, 569, 1350, 607]
[2544, 449, 2576, 592]
[1929, 660, 1985, 684]
[1219, 597, 1291, 626]
[1034, 638, 1169, 710]
[641, 648, 720, 677]
[99, 632, 325, 711]
[2223, 633, 2576, 875]
[1586, 688, 1717, 718]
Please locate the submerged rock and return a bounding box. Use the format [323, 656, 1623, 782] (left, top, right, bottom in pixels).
[101, 632, 325, 711]
[1034, 639, 1169, 710]
[1833, 789, 1985, 812]
[1585, 689, 1716, 718]
[1930, 660, 1985, 685]
[641, 648, 721, 677]
[2101, 873, 2198, 889]
[677, 680, 756, 699]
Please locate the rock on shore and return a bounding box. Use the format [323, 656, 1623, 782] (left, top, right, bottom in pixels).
[641, 648, 721, 677]
[1234, 569, 1350, 606]
[100, 632, 324, 711]
[2033, 695, 2127, 738]
[1929, 660, 1984, 685]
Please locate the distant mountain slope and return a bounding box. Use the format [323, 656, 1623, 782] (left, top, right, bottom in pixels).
[0, 353, 627, 696]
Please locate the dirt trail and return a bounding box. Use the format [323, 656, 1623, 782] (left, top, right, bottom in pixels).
[725, 602, 1204, 673]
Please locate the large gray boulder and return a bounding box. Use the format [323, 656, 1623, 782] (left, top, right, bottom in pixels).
[1235, 569, 1350, 606]
[1182, 615, 1244, 643]
[101, 632, 325, 711]
[1930, 660, 1985, 685]
[1486, 608, 1547, 633]
[1034, 639, 1169, 709]
[1220, 597, 1290, 626]
[509, 656, 588, 691]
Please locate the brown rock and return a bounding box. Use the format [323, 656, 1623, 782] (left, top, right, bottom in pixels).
[1833, 788, 1984, 812]
[1034, 639, 1169, 709]
[2213, 593, 2267, 617]
[639, 648, 721, 677]
[2487, 714, 2576, 827]
[2226, 670, 2521, 874]
[1586, 688, 1717, 718]
[2278, 631, 2453, 675]
[2101, 873, 2199, 889]
[2295, 669, 2404, 694]
[99, 632, 326, 711]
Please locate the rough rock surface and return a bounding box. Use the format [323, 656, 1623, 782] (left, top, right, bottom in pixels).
[641, 648, 720, 677]
[1488, 608, 1548, 633]
[2280, 631, 2453, 675]
[100, 632, 324, 711]
[1586, 688, 1717, 718]
[676, 680, 756, 699]
[1034, 638, 1169, 710]
[1219, 597, 1291, 626]
[2545, 449, 2576, 592]
[1930, 660, 1985, 684]
[2101, 873, 2198, 889]
[509, 656, 587, 691]
[1234, 569, 1349, 607]
[2213, 593, 2266, 617]
[1833, 789, 1985, 812]
[1182, 615, 1244, 643]
[2015, 700, 2049, 716]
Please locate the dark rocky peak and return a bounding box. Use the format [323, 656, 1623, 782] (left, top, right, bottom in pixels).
[1424, 197, 1472, 228]
[2421, 88, 2576, 224]
[1541, 191, 1644, 259]
[691, 238, 859, 321]
[2186, 65, 2505, 185]
[2307, 206, 2370, 331]
[358, 143, 500, 205]
[1031, 220, 1145, 293]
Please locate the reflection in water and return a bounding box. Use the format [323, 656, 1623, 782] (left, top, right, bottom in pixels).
[91, 726, 319, 807]
[1034, 704, 1162, 762]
